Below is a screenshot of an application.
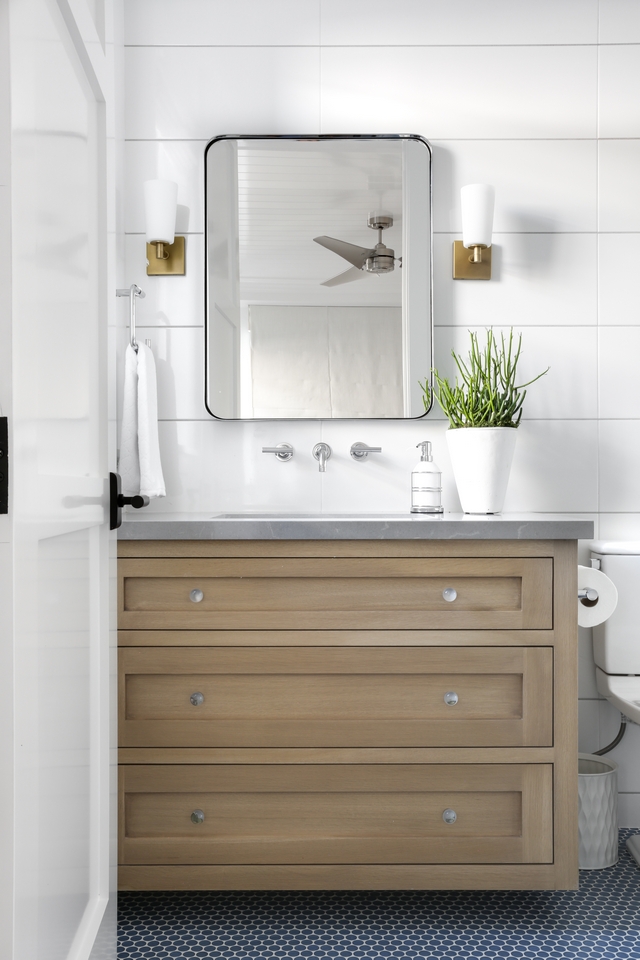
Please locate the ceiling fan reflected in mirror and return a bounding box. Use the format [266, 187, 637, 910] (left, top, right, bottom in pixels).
[313, 215, 400, 287]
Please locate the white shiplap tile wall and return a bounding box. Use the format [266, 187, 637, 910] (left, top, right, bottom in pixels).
[320, 47, 597, 138]
[432, 140, 598, 234]
[599, 0, 640, 43]
[319, 0, 599, 46]
[122, 0, 640, 823]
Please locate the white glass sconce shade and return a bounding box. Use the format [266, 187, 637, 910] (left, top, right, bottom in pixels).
[461, 184, 495, 249]
[144, 179, 178, 244]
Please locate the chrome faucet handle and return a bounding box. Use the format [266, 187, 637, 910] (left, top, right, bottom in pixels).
[312, 442, 332, 473]
[350, 442, 383, 461]
[262, 443, 294, 462]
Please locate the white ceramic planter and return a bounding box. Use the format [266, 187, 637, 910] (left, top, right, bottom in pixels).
[446, 427, 517, 514]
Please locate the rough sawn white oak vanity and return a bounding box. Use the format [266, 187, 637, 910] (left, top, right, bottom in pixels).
[117, 514, 592, 891]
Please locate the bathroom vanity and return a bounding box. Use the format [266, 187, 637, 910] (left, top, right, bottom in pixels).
[117, 514, 592, 891]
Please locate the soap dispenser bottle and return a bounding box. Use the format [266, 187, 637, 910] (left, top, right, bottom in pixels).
[411, 441, 444, 514]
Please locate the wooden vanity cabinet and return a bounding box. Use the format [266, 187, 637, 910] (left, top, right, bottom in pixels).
[117, 539, 578, 891]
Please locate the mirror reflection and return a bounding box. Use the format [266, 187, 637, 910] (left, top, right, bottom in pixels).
[205, 135, 432, 420]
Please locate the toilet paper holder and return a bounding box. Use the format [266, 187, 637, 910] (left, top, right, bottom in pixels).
[578, 587, 599, 605]
[578, 559, 603, 606]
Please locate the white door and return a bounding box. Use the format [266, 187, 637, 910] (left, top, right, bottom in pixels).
[7, 0, 117, 957]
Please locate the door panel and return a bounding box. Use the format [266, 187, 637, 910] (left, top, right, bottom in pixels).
[10, 0, 113, 957]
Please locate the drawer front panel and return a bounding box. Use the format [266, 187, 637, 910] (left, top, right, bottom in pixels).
[119, 557, 553, 630]
[119, 763, 553, 865]
[119, 647, 553, 748]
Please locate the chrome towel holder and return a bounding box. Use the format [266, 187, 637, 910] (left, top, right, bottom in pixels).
[116, 284, 146, 352]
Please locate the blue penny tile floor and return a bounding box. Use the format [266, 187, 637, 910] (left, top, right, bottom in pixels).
[118, 829, 640, 959]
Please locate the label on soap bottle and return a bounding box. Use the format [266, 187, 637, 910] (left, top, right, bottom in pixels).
[411, 468, 443, 514]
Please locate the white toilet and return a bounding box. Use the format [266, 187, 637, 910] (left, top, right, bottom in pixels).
[590, 540, 640, 869]
[591, 541, 640, 725]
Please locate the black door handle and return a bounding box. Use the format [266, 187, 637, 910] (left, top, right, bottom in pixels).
[110, 472, 150, 530]
[119, 493, 150, 509]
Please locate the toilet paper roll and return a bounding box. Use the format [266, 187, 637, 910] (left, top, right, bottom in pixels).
[577, 565, 618, 627]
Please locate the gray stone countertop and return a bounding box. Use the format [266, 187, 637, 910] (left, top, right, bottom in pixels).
[118, 512, 594, 540]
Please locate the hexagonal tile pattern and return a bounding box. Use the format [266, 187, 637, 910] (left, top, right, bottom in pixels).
[118, 829, 640, 958]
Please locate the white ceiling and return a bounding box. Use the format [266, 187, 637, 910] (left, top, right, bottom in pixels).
[236, 139, 404, 305]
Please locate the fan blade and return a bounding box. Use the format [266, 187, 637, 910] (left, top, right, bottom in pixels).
[321, 266, 369, 287]
[313, 235, 374, 269]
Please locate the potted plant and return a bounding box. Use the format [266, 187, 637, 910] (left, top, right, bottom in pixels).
[420, 329, 548, 514]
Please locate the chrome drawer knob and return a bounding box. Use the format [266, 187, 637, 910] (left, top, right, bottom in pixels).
[442, 808, 457, 824]
[444, 691, 459, 706]
[190, 589, 204, 603]
[190, 692, 204, 707]
[191, 809, 205, 824]
[442, 587, 457, 602]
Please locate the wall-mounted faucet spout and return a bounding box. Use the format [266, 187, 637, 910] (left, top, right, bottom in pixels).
[312, 442, 332, 473]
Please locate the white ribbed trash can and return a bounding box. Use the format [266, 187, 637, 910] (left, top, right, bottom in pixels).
[578, 753, 618, 869]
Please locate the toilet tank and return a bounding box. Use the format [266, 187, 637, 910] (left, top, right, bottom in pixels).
[591, 541, 640, 675]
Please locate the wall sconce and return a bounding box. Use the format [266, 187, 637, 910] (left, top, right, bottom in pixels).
[144, 179, 185, 276]
[452, 183, 495, 280]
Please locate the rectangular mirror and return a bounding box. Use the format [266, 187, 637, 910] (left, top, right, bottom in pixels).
[205, 134, 432, 420]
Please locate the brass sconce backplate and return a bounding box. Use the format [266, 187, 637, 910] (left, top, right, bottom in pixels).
[146, 235, 185, 276]
[452, 240, 491, 280]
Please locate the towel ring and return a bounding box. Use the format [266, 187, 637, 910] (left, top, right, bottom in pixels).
[116, 284, 146, 352]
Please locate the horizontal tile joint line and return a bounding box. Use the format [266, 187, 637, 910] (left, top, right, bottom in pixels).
[124, 326, 204, 330]
[433, 325, 597, 329]
[125, 138, 604, 143]
[437, 231, 603, 234]
[435, 232, 599, 236]
[159, 418, 600, 423]
[124, 139, 640, 145]
[124, 43, 602, 49]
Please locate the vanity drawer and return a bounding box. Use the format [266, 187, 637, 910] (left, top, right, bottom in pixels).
[119, 646, 553, 748]
[119, 763, 553, 866]
[118, 557, 553, 631]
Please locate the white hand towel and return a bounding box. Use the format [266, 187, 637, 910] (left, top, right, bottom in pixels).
[119, 343, 166, 498]
[136, 343, 166, 498]
[119, 344, 140, 496]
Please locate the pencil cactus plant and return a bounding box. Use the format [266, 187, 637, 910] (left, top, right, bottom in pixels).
[421, 328, 548, 429]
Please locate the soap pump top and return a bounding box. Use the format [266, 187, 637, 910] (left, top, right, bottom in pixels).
[411, 440, 444, 514]
[417, 440, 433, 462]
